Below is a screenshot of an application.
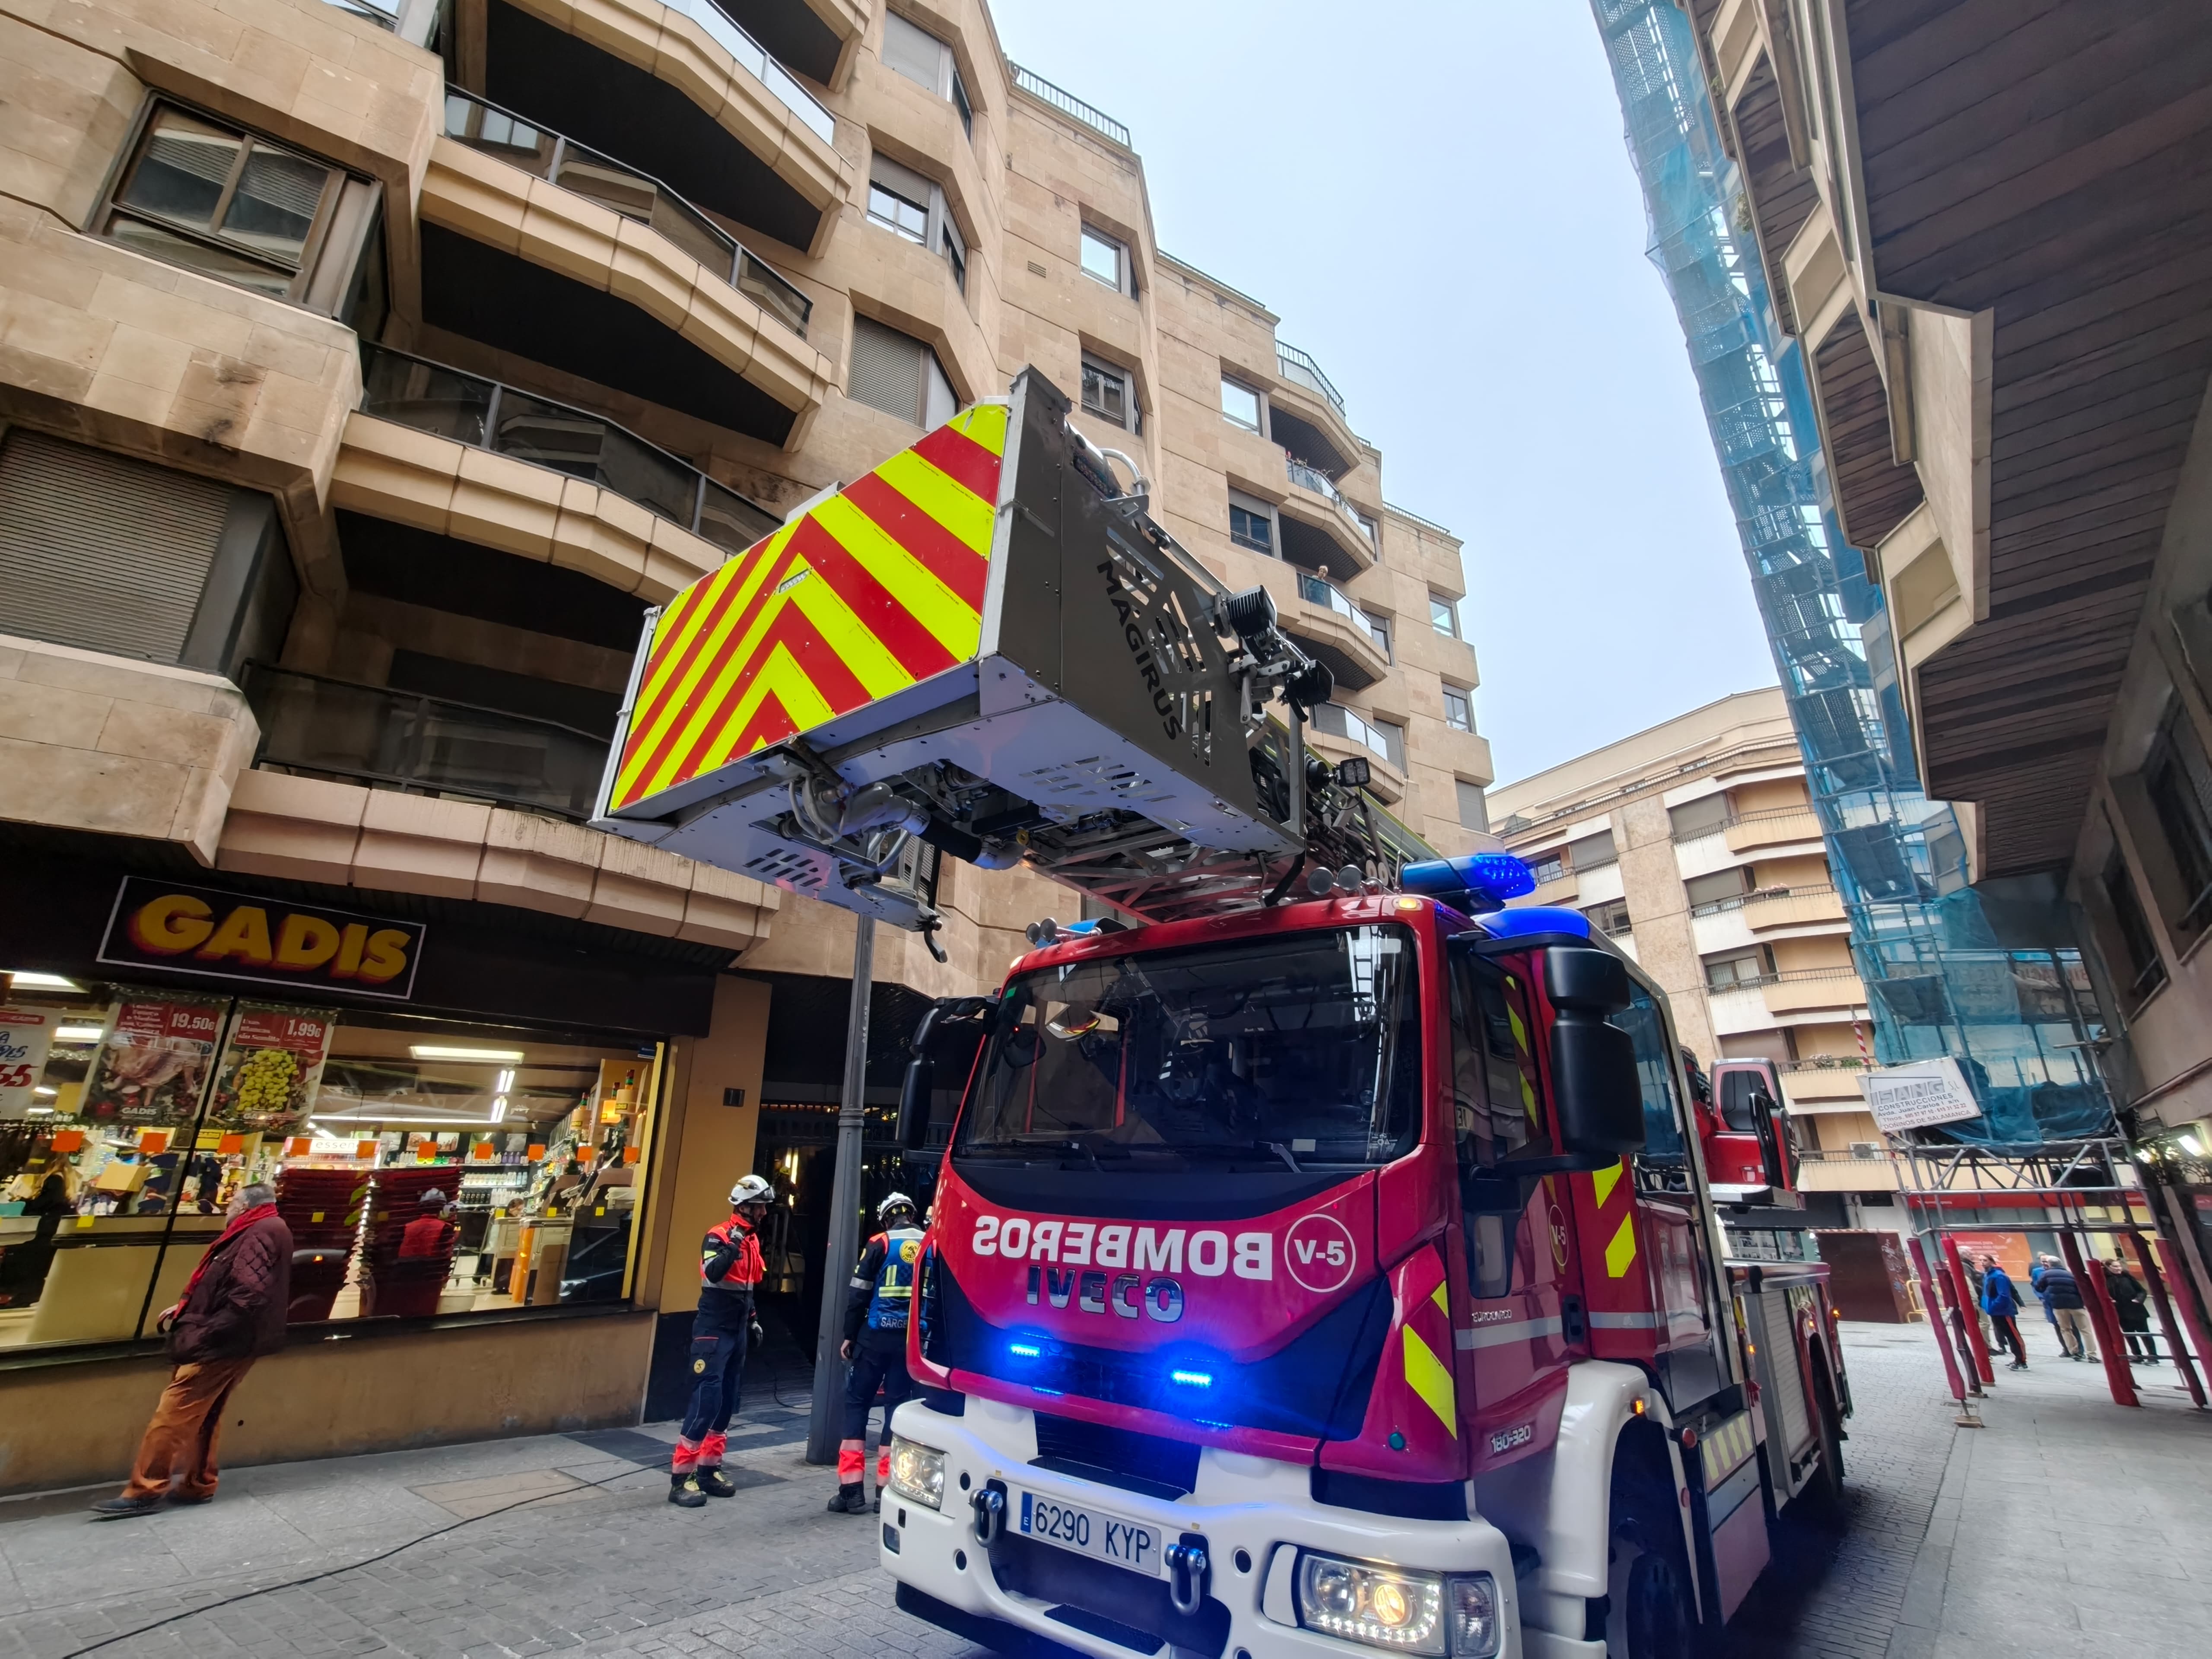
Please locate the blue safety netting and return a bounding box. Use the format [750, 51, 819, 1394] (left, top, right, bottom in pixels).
[1589, 0, 2110, 1143]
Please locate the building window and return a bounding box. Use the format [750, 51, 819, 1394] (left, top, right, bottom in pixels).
[1456, 779, 1487, 832]
[1220, 377, 1263, 431]
[1081, 353, 1138, 432]
[1669, 794, 1732, 840]
[849, 315, 956, 427]
[1585, 899, 1632, 938]
[1227, 489, 1275, 555]
[2143, 710, 2212, 935]
[1527, 851, 1565, 885]
[1442, 686, 1472, 732]
[1430, 594, 1460, 637]
[883, 11, 972, 137]
[867, 153, 969, 295]
[1686, 868, 1751, 912]
[867, 181, 927, 244]
[1367, 612, 1392, 660]
[1566, 828, 1615, 871]
[1705, 948, 1767, 990]
[2101, 849, 2167, 1005]
[1081, 225, 1131, 295]
[940, 213, 966, 294]
[97, 103, 381, 313]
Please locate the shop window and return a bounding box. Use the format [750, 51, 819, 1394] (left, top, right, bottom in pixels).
[849, 316, 957, 427]
[0, 969, 667, 1352]
[96, 102, 383, 316]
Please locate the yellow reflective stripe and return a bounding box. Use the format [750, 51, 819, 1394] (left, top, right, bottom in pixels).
[811, 492, 983, 658]
[1591, 1159, 1624, 1209]
[1605, 1215, 1639, 1279]
[1401, 1325, 1457, 1437]
[875, 448, 998, 554]
[786, 559, 914, 698]
[693, 642, 836, 768]
[947, 400, 1009, 456]
[1430, 1279, 1449, 1315]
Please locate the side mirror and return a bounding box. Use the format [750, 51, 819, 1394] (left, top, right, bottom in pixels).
[898, 1053, 936, 1153]
[1545, 947, 1645, 1164]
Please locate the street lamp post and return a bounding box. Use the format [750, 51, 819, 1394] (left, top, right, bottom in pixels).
[807, 915, 875, 1464]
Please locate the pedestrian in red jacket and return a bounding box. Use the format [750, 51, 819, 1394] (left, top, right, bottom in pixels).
[91, 1183, 292, 1517]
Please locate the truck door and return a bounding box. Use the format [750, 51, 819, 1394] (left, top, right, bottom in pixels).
[1615, 985, 1731, 1407]
[1448, 949, 1572, 1466]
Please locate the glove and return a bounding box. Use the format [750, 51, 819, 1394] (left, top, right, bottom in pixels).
[750, 1319, 765, 1346]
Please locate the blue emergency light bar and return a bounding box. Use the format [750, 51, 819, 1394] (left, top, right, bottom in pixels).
[1476, 906, 1593, 941]
[1399, 851, 1538, 913]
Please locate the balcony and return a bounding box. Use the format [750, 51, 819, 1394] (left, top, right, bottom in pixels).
[1284, 572, 1389, 691]
[1761, 966, 1866, 1016]
[1269, 343, 1359, 478]
[1724, 803, 1823, 855]
[477, 0, 848, 252]
[1277, 344, 1344, 414]
[245, 665, 610, 821]
[359, 345, 780, 557]
[1779, 1060, 1872, 1109]
[1792, 1148, 1901, 1192]
[1279, 461, 1376, 581]
[444, 91, 810, 342]
[1692, 883, 1848, 933]
[1306, 703, 1406, 801]
[710, 0, 868, 87]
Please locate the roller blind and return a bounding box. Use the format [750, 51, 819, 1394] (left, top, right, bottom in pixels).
[0, 430, 230, 662]
[850, 316, 922, 423]
[882, 12, 947, 93]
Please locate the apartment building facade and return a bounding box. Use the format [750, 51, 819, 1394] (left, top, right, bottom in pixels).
[1489, 690, 1900, 1218]
[1661, 3, 2212, 1301]
[0, 0, 1487, 1486]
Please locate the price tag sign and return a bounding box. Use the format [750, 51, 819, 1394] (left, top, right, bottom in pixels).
[0, 1006, 58, 1119]
[210, 1004, 337, 1133]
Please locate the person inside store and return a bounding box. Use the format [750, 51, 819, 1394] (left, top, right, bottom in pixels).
[0, 1171, 72, 1308]
[830, 1192, 927, 1516]
[397, 1190, 457, 1261]
[90, 1182, 292, 1518]
[670, 1174, 771, 1508]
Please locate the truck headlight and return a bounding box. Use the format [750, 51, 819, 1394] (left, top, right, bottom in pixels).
[886, 1437, 944, 1510]
[1295, 1554, 1500, 1657]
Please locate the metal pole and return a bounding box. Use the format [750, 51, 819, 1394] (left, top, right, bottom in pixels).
[1905, 1233, 1970, 1411]
[807, 914, 875, 1464]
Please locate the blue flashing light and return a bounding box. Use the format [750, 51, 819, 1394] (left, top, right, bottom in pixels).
[1008, 1341, 1042, 1358]
[1478, 906, 1592, 941]
[1060, 919, 1101, 936]
[1169, 1368, 1214, 1388]
[1402, 851, 1538, 912]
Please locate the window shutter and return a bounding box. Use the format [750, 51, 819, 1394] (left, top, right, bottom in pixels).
[1456, 780, 1488, 832]
[882, 12, 947, 92]
[868, 151, 933, 205]
[0, 431, 231, 663]
[850, 316, 922, 422]
[1567, 828, 1616, 868]
[1668, 794, 1730, 838]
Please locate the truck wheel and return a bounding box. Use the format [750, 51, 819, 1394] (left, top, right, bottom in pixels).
[1606, 1533, 1694, 1659]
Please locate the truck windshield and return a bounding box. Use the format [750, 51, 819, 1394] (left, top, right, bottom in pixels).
[954, 924, 1421, 1167]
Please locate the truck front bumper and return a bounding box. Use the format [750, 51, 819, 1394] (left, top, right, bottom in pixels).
[877, 1395, 1526, 1659]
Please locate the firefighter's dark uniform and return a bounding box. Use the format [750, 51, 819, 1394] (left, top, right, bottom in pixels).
[835, 1222, 925, 1500]
[674, 1213, 763, 1489]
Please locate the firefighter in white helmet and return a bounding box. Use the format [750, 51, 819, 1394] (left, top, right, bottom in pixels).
[828, 1192, 925, 1514]
[670, 1174, 772, 1507]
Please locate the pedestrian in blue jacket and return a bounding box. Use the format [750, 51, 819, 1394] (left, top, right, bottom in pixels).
[1980, 1257, 2027, 1370]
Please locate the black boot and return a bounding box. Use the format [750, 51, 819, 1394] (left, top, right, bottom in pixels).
[669, 1473, 707, 1509]
[871, 1488, 882, 1514]
[827, 1482, 868, 1514]
[698, 1468, 736, 1498]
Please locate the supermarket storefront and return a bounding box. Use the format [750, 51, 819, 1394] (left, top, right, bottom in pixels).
[0, 849, 732, 1493]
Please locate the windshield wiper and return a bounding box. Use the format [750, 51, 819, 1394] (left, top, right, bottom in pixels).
[1150, 1140, 1307, 1173]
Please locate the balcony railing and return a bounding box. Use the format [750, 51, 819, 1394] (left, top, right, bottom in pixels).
[1010, 66, 1131, 146]
[320, 0, 397, 27]
[1296, 573, 1379, 639]
[664, 0, 836, 143]
[1311, 702, 1403, 770]
[1691, 883, 1839, 918]
[443, 91, 811, 340]
[1285, 457, 1375, 548]
[358, 344, 781, 557]
[1277, 343, 1346, 414]
[244, 665, 610, 821]
[1706, 965, 1863, 992]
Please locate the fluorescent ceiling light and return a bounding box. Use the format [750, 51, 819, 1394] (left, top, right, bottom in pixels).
[409, 1046, 525, 1062]
[35, 1087, 57, 1098]
[6, 971, 81, 991]
[54, 1025, 107, 1044]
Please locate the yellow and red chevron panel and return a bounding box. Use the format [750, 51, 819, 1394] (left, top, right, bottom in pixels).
[607, 403, 1010, 814]
[1322, 1244, 1464, 1483]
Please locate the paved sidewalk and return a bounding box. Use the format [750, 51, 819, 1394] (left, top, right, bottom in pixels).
[0, 1323, 2204, 1658]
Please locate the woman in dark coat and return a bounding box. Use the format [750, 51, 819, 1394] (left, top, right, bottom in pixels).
[2104, 1259, 2158, 1363]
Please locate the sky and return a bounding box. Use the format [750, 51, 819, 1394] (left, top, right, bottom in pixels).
[987, 0, 1778, 786]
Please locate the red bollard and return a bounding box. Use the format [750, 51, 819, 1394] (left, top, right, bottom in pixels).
[2132, 1231, 2208, 1408]
[1907, 1234, 1969, 1406]
[1942, 1234, 1996, 1387]
[2060, 1230, 2139, 1408]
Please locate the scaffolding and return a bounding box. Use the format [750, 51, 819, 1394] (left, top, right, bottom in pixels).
[1590, 0, 2109, 1145]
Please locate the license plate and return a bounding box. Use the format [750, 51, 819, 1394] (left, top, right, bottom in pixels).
[1016, 1488, 1162, 1576]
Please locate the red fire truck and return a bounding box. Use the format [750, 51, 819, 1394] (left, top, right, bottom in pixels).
[594, 372, 1850, 1659]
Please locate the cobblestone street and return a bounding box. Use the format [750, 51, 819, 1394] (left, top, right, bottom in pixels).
[1, 1324, 2204, 1659]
